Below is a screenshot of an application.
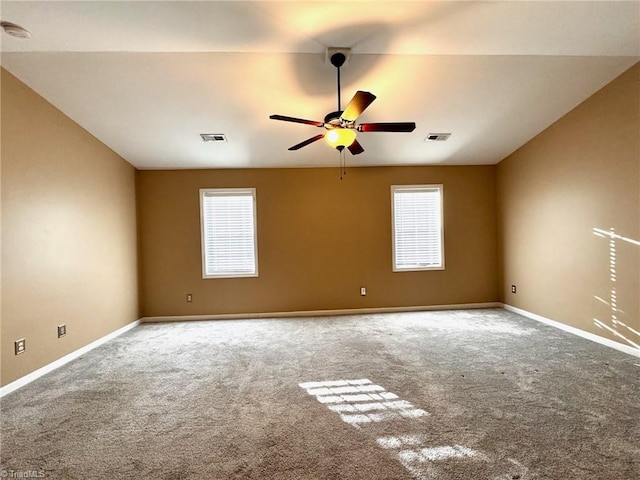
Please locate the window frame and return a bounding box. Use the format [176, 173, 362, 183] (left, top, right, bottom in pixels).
[391, 184, 445, 272]
[199, 187, 259, 279]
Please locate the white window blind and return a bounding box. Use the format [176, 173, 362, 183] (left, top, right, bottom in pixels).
[391, 185, 444, 271]
[200, 188, 258, 278]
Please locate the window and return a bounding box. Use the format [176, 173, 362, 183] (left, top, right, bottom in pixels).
[391, 185, 444, 271]
[200, 188, 258, 278]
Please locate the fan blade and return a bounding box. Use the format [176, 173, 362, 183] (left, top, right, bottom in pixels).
[347, 139, 364, 155]
[358, 122, 416, 133]
[270, 115, 324, 127]
[288, 134, 325, 151]
[341, 91, 377, 122]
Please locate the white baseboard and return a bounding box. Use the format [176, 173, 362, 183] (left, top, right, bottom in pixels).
[1, 319, 141, 398]
[141, 302, 502, 323]
[503, 304, 640, 358]
[8, 305, 631, 396]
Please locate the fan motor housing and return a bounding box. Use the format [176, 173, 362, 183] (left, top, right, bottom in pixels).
[324, 111, 343, 125]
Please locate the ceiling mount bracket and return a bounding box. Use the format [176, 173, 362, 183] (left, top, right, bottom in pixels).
[325, 47, 351, 67]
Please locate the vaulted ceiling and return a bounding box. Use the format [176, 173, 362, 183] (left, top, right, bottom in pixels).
[1, 1, 638, 169]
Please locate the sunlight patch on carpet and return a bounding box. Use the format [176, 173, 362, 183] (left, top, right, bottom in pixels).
[299, 379, 429, 428]
[377, 435, 489, 480]
[299, 380, 509, 479]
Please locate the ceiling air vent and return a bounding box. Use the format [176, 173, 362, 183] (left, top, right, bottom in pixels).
[425, 133, 451, 142]
[200, 133, 227, 142]
[1, 21, 31, 39]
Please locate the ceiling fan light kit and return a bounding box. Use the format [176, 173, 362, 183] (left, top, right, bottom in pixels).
[269, 47, 416, 159]
[325, 128, 356, 150]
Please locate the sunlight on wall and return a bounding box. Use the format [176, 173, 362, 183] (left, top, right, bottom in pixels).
[593, 228, 640, 247]
[592, 227, 640, 350]
[299, 379, 429, 428]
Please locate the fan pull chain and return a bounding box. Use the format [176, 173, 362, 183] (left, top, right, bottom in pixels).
[339, 149, 347, 180]
[343, 150, 347, 178]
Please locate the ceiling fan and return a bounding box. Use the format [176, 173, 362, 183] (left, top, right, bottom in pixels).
[269, 49, 416, 156]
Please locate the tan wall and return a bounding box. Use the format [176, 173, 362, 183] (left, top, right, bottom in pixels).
[1, 69, 139, 387]
[138, 165, 498, 317]
[497, 63, 640, 348]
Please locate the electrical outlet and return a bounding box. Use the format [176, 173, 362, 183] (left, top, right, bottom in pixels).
[360, 287, 367, 296]
[57, 324, 67, 338]
[186, 293, 193, 302]
[511, 285, 517, 294]
[15, 338, 26, 355]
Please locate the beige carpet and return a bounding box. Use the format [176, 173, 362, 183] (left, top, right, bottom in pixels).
[1, 309, 639, 479]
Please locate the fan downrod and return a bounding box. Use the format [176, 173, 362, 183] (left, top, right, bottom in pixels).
[329, 51, 348, 111]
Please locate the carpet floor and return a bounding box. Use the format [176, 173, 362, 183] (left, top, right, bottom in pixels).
[1, 308, 638, 479]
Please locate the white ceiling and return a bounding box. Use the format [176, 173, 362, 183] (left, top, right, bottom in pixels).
[1, 1, 638, 169]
